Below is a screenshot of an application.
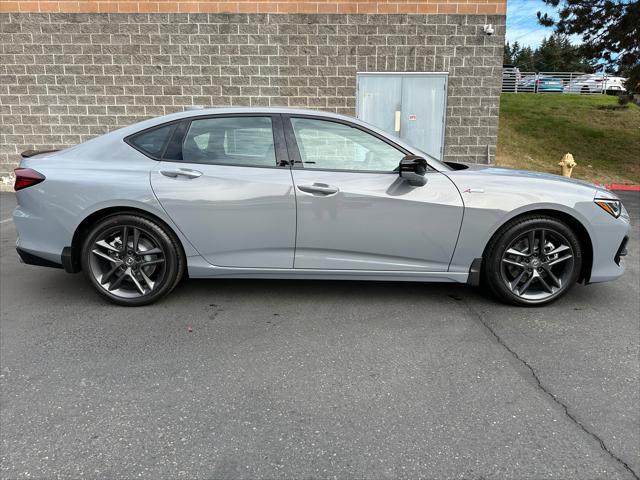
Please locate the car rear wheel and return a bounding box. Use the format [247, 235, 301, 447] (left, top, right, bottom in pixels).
[483, 215, 582, 306]
[81, 214, 184, 306]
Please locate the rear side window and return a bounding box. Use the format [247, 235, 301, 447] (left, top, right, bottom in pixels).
[128, 124, 175, 158]
[181, 117, 276, 166]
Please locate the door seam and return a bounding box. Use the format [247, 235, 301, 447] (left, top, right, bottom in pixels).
[442, 171, 467, 272]
[289, 168, 299, 269]
[279, 114, 299, 269]
[148, 163, 204, 259]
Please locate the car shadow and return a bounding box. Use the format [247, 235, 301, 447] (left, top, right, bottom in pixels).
[169, 276, 488, 306]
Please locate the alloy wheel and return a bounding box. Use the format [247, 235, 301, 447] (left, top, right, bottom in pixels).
[500, 228, 575, 302]
[88, 225, 166, 299]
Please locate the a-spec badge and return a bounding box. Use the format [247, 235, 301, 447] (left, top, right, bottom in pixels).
[463, 188, 485, 193]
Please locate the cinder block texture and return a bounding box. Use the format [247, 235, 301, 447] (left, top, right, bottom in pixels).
[0, 12, 505, 183]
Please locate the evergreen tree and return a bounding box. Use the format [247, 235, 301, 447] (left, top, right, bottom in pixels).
[538, 0, 639, 92]
[510, 41, 521, 65]
[503, 34, 593, 72]
[504, 41, 513, 64]
[534, 34, 593, 72]
[517, 46, 536, 71]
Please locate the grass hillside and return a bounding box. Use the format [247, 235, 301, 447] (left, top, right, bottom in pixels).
[497, 93, 640, 185]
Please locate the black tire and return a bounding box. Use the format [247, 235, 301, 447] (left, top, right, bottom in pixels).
[482, 215, 582, 306]
[81, 214, 185, 306]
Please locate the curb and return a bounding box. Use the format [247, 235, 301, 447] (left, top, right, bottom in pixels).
[602, 184, 640, 192]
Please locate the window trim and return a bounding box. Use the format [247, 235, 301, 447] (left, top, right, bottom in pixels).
[282, 114, 433, 174]
[124, 113, 291, 169]
[163, 119, 190, 161]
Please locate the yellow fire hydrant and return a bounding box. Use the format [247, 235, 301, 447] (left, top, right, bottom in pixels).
[559, 153, 577, 177]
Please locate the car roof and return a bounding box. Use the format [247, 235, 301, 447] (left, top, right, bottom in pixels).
[123, 107, 376, 135]
[156, 106, 355, 121]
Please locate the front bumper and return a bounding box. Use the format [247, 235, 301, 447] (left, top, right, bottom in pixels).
[587, 204, 631, 283]
[614, 236, 628, 266]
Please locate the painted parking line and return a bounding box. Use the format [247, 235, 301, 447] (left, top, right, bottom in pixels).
[0, 218, 12, 224]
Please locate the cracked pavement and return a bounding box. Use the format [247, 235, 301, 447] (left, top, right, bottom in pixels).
[1, 191, 638, 479]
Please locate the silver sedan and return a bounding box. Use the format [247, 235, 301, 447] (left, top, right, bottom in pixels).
[13, 108, 630, 306]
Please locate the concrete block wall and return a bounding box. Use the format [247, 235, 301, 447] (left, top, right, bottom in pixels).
[0, 7, 505, 189]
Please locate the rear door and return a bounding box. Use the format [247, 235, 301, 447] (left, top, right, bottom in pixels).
[284, 115, 463, 272]
[148, 114, 297, 268]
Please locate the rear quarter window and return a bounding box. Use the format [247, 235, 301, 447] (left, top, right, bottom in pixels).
[127, 124, 175, 158]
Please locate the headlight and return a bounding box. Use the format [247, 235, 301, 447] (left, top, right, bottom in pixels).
[594, 198, 622, 218]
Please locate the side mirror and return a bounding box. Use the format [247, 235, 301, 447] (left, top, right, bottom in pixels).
[399, 155, 428, 186]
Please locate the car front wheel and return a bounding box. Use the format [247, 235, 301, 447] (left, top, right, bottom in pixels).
[81, 214, 184, 306]
[483, 215, 582, 306]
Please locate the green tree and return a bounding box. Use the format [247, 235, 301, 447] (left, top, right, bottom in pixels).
[516, 46, 536, 71]
[534, 35, 560, 71]
[504, 41, 513, 64]
[538, 0, 640, 92]
[534, 34, 593, 71]
[557, 36, 593, 72]
[504, 34, 595, 72]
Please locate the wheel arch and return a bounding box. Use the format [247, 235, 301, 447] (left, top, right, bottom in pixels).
[480, 208, 593, 284]
[67, 206, 189, 275]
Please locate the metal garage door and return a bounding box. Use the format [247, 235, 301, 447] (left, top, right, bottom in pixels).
[356, 73, 448, 160]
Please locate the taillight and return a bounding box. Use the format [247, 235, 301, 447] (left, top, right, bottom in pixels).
[14, 168, 45, 191]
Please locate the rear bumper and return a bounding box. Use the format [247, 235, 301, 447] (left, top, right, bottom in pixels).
[16, 247, 62, 269]
[13, 201, 72, 265]
[16, 246, 78, 273]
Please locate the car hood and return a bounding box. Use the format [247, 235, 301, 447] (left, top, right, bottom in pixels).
[446, 163, 599, 188]
[442, 163, 609, 200]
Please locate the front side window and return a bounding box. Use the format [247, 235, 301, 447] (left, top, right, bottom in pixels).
[128, 123, 175, 158]
[181, 116, 276, 167]
[290, 118, 406, 172]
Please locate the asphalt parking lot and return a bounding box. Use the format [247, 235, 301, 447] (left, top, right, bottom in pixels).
[1, 191, 638, 479]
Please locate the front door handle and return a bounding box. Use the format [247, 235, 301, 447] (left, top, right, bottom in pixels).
[160, 168, 203, 179]
[297, 183, 340, 196]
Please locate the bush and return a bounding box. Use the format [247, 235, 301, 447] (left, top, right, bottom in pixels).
[618, 95, 631, 106]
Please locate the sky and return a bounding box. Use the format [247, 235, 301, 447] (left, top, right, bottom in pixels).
[505, 0, 562, 48]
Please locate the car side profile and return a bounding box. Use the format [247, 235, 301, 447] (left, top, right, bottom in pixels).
[517, 76, 563, 93]
[13, 108, 630, 306]
[564, 74, 628, 95]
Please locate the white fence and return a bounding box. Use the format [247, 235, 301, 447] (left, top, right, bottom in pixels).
[501, 70, 627, 95]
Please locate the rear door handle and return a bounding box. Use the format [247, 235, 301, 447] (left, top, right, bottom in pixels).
[297, 183, 340, 196]
[160, 168, 203, 179]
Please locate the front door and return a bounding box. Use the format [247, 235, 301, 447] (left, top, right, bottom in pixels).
[357, 73, 447, 160]
[150, 114, 296, 268]
[284, 115, 463, 272]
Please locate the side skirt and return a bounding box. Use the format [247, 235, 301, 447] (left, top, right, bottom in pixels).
[186, 256, 469, 283]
